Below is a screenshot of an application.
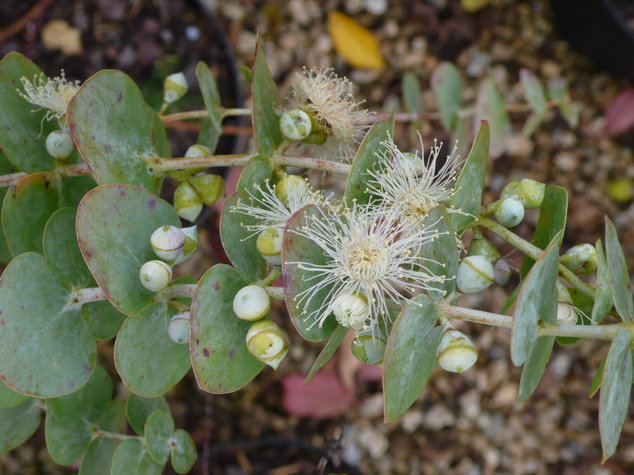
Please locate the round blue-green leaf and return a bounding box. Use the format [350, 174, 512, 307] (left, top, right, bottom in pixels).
[0, 400, 41, 454]
[0, 380, 28, 408]
[0, 252, 95, 397]
[420, 205, 458, 300]
[190, 264, 264, 394]
[383, 294, 443, 422]
[0, 52, 56, 173]
[115, 302, 190, 397]
[79, 438, 120, 475]
[68, 70, 165, 192]
[111, 438, 164, 475]
[76, 184, 180, 316]
[170, 429, 197, 474]
[2, 172, 60, 256]
[145, 410, 175, 465]
[282, 205, 338, 342]
[60, 175, 97, 208]
[125, 393, 169, 436]
[82, 301, 126, 340]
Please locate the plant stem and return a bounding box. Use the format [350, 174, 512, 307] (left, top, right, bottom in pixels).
[265, 286, 285, 300]
[0, 163, 91, 188]
[161, 284, 198, 299]
[478, 217, 596, 298]
[161, 107, 251, 123]
[222, 108, 251, 118]
[272, 155, 352, 174]
[63, 287, 109, 312]
[258, 267, 282, 287]
[92, 429, 136, 441]
[440, 304, 623, 340]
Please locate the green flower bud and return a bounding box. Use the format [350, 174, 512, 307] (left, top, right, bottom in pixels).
[256, 227, 283, 265]
[139, 260, 172, 292]
[246, 319, 288, 370]
[351, 329, 387, 365]
[437, 329, 478, 373]
[174, 182, 203, 222]
[173, 226, 199, 265]
[561, 243, 598, 275]
[233, 285, 271, 321]
[493, 259, 512, 287]
[275, 174, 310, 207]
[494, 197, 525, 228]
[332, 292, 369, 329]
[45, 130, 74, 158]
[163, 72, 188, 104]
[189, 174, 224, 206]
[280, 109, 312, 141]
[556, 302, 578, 324]
[456, 255, 494, 294]
[468, 236, 501, 263]
[400, 152, 425, 177]
[150, 225, 186, 262]
[184, 144, 211, 158]
[557, 280, 573, 304]
[500, 181, 521, 201]
[518, 178, 545, 209]
[168, 312, 191, 344]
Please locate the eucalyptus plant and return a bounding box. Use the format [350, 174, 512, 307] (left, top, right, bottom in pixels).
[0, 38, 628, 473]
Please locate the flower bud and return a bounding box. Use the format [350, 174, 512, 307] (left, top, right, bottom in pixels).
[351, 329, 386, 365]
[332, 292, 369, 329]
[139, 260, 172, 292]
[518, 178, 545, 209]
[275, 175, 310, 207]
[437, 329, 478, 373]
[246, 319, 288, 370]
[163, 72, 188, 104]
[174, 182, 203, 222]
[468, 236, 501, 263]
[150, 225, 186, 262]
[456, 255, 494, 294]
[280, 109, 312, 141]
[189, 174, 224, 206]
[184, 144, 211, 158]
[556, 302, 578, 324]
[172, 225, 199, 265]
[256, 227, 283, 265]
[493, 259, 512, 287]
[168, 312, 191, 344]
[400, 152, 425, 176]
[500, 180, 521, 201]
[557, 280, 573, 304]
[45, 130, 74, 158]
[494, 197, 525, 228]
[561, 243, 598, 275]
[233, 285, 271, 321]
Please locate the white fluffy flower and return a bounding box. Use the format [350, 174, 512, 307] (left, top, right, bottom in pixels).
[288, 203, 450, 330]
[288, 68, 370, 162]
[366, 135, 462, 223]
[18, 71, 80, 121]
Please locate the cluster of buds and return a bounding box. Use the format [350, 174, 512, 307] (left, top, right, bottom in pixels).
[458, 232, 514, 293]
[173, 145, 225, 222]
[45, 129, 74, 159]
[493, 178, 546, 228]
[232, 285, 288, 369]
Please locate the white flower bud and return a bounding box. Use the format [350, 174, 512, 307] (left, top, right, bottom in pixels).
[556, 302, 578, 324]
[189, 174, 224, 206]
[246, 319, 288, 370]
[172, 225, 199, 265]
[400, 152, 426, 176]
[275, 175, 310, 207]
[233, 285, 271, 321]
[150, 225, 186, 262]
[437, 329, 478, 373]
[456, 255, 494, 294]
[174, 182, 203, 222]
[493, 259, 512, 287]
[163, 72, 188, 104]
[280, 109, 312, 141]
[45, 130, 74, 158]
[185, 144, 211, 158]
[168, 312, 191, 344]
[332, 292, 369, 329]
[494, 197, 525, 228]
[139, 260, 172, 292]
[561, 243, 598, 275]
[256, 227, 283, 265]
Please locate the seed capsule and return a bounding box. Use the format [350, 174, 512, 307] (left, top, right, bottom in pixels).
[246, 319, 288, 369]
[185, 144, 211, 158]
[561, 243, 598, 275]
[494, 197, 525, 228]
[150, 225, 186, 262]
[456, 255, 494, 294]
[173, 225, 199, 265]
[139, 260, 172, 292]
[189, 174, 224, 206]
[233, 285, 271, 321]
[163, 72, 188, 104]
[493, 259, 512, 287]
[168, 312, 191, 344]
[332, 292, 369, 329]
[174, 182, 203, 222]
[280, 109, 313, 141]
[45, 130, 74, 158]
[501, 178, 545, 209]
[256, 227, 283, 265]
[437, 329, 478, 373]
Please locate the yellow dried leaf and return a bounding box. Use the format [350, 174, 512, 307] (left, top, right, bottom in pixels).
[461, 0, 490, 13]
[327, 11, 385, 71]
[41, 20, 82, 56]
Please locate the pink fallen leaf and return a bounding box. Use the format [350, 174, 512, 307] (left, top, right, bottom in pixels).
[282, 372, 355, 419]
[605, 88, 634, 136]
